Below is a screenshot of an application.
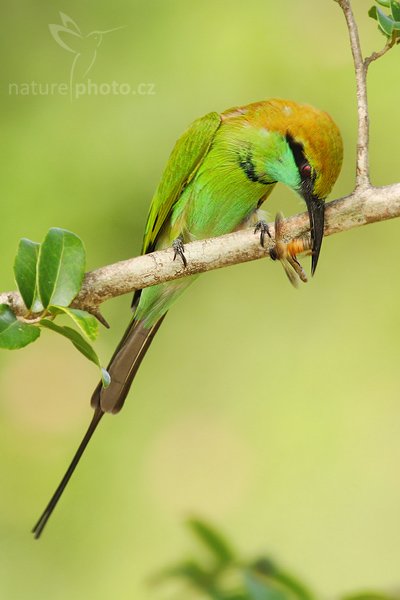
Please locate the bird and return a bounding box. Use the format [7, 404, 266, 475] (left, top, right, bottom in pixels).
[32, 98, 343, 538]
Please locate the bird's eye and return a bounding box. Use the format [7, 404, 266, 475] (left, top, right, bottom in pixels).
[301, 164, 312, 177]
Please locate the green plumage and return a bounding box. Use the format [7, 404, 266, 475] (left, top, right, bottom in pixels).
[142, 112, 222, 254]
[136, 114, 276, 327]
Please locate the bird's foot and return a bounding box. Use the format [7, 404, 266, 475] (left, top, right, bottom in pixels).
[254, 220, 271, 248]
[172, 235, 187, 267]
[270, 212, 310, 287]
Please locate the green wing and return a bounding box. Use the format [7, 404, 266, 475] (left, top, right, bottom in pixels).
[142, 111, 222, 254]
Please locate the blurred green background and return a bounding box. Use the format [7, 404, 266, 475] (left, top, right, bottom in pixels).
[1, 1, 399, 598]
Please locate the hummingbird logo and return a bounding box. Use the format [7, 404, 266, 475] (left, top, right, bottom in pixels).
[49, 12, 122, 97]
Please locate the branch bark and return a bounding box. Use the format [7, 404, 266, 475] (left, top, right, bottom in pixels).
[1, 183, 399, 318]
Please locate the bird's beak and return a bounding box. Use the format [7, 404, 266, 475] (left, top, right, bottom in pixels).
[304, 193, 325, 275]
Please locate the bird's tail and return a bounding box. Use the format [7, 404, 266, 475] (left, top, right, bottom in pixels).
[32, 407, 104, 539]
[91, 315, 166, 414]
[32, 315, 165, 538]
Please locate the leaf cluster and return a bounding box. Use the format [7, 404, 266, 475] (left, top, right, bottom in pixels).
[369, 0, 400, 39]
[153, 519, 400, 600]
[0, 228, 109, 386]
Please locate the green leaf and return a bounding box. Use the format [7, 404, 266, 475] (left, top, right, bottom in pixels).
[390, 0, 400, 20]
[153, 561, 225, 599]
[369, 6, 378, 21]
[375, 6, 395, 35]
[40, 319, 109, 386]
[188, 519, 236, 566]
[252, 560, 314, 600]
[0, 304, 40, 349]
[244, 573, 288, 600]
[370, 2, 400, 30]
[13, 238, 42, 312]
[38, 228, 85, 308]
[376, 0, 391, 7]
[49, 305, 98, 341]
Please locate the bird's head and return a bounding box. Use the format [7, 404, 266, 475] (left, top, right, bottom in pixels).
[226, 99, 343, 274]
[266, 99, 343, 274]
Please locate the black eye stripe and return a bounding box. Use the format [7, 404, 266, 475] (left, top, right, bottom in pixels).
[285, 132, 312, 181]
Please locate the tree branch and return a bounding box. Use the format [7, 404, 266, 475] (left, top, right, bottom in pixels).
[1, 184, 399, 319]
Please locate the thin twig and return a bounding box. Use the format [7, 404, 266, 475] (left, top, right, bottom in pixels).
[364, 33, 396, 68]
[335, 0, 370, 189]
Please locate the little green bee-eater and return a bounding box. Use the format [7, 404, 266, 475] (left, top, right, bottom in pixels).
[33, 98, 343, 537]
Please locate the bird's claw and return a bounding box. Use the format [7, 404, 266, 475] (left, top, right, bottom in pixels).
[254, 220, 271, 248]
[172, 235, 187, 267]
